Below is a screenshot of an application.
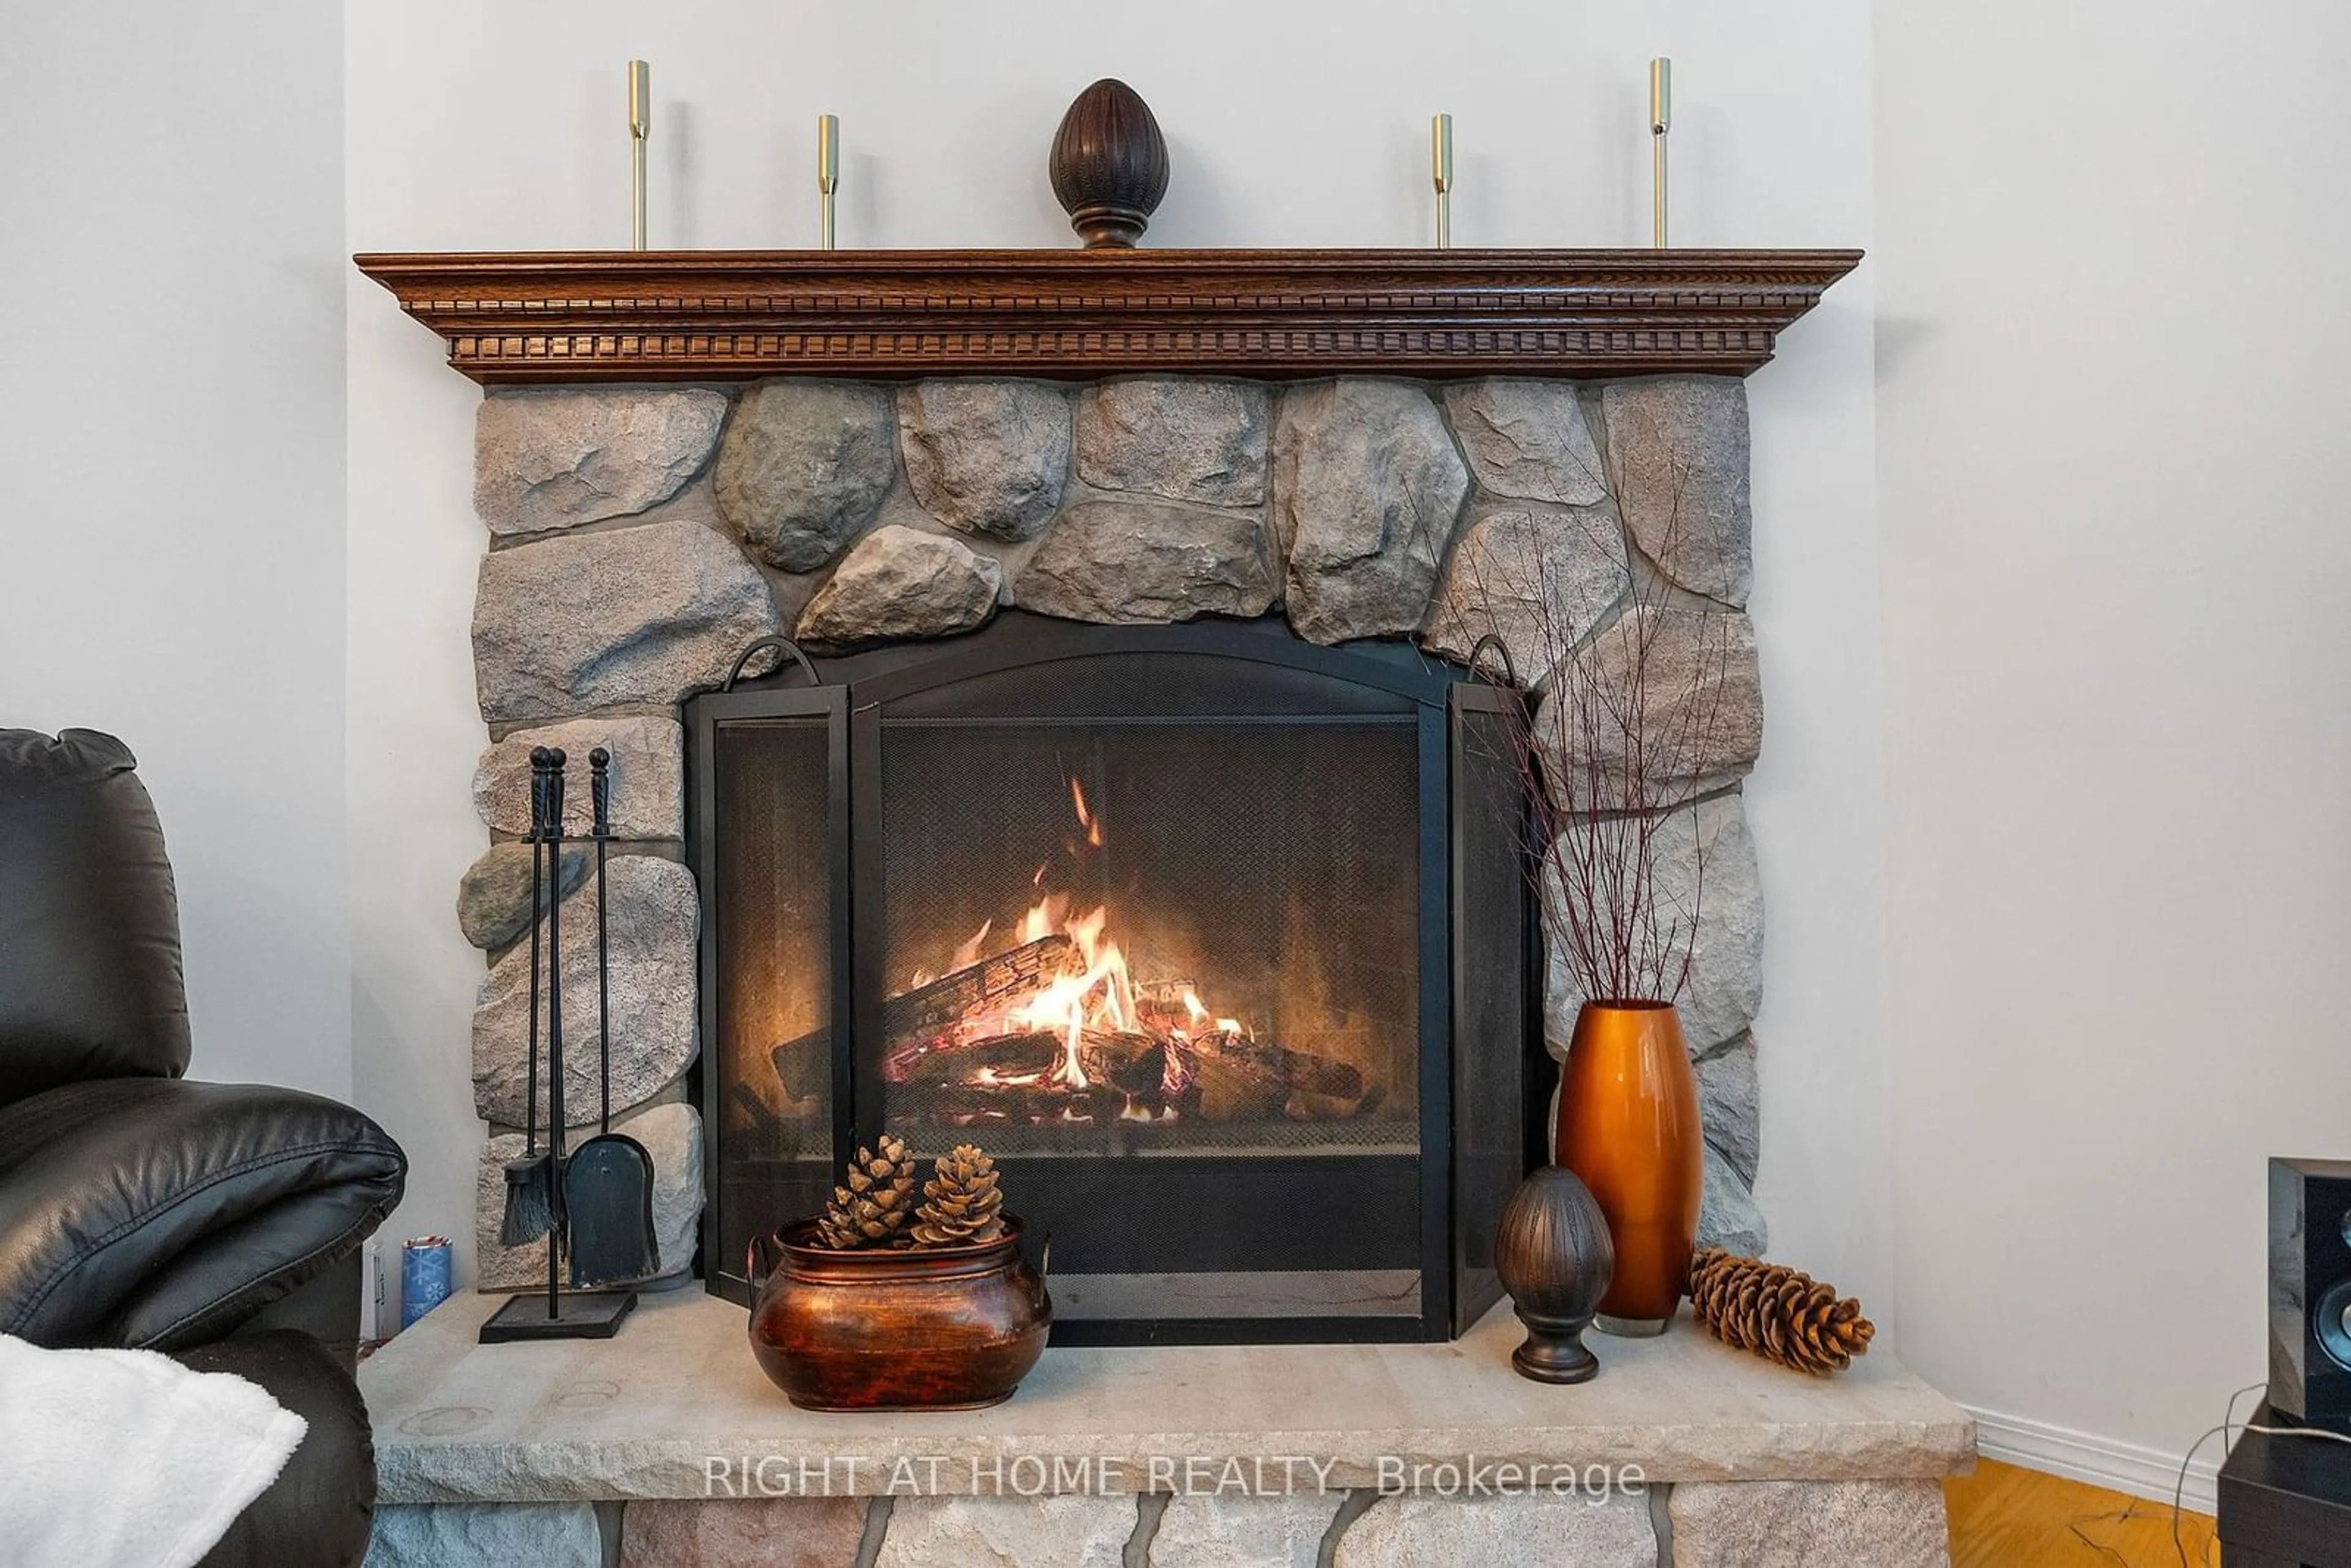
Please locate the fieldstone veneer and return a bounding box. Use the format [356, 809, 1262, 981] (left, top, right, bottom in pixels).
[454, 371, 1772, 1297]
[362, 1284, 1967, 1568]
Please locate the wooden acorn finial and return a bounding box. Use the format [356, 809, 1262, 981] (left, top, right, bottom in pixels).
[1494, 1166, 1615, 1384]
[1049, 78, 1170, 248]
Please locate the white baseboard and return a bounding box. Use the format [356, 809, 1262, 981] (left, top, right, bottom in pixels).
[1966, 1404, 2221, 1517]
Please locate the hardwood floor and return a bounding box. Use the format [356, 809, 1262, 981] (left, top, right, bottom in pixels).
[1946, 1460, 2221, 1567]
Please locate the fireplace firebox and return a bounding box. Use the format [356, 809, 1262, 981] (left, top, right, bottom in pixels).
[689, 613, 1537, 1343]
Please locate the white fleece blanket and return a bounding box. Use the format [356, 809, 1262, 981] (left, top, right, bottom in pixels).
[0, 1334, 308, 1568]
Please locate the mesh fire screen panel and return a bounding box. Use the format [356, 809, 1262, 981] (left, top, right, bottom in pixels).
[1451, 703, 1529, 1334]
[691, 618, 1535, 1340]
[710, 715, 834, 1292]
[869, 651, 1425, 1326]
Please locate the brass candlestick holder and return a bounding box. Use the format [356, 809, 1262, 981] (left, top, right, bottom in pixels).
[1431, 113, 1454, 249]
[1649, 58, 1671, 248]
[628, 59, 650, 250]
[817, 114, 839, 249]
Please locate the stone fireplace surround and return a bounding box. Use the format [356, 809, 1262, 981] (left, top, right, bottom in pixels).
[456, 369, 1772, 1297]
[351, 247, 1967, 1567]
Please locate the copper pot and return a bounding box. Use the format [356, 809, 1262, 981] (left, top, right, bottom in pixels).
[746, 1217, 1051, 1411]
[1553, 1001, 1703, 1335]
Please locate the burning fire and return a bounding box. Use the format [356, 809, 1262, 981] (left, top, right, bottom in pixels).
[1181, 988, 1245, 1038]
[1008, 903, 1136, 1089]
[896, 773, 1251, 1116]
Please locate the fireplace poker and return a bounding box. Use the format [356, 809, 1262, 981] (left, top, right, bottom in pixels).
[496, 748, 557, 1247]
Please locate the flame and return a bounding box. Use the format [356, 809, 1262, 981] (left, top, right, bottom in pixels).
[1070, 777, 1104, 847]
[902, 773, 1252, 1104]
[950, 920, 993, 972]
[1160, 1038, 1197, 1098]
[1006, 904, 1138, 1089]
[1015, 891, 1067, 947]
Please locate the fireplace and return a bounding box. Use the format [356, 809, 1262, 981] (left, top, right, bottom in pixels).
[370, 250, 1823, 1320]
[689, 613, 1536, 1343]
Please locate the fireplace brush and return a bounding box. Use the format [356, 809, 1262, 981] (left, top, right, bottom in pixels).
[541, 748, 571, 1305]
[495, 747, 557, 1247]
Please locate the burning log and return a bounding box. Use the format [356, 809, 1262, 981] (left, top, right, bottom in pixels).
[887, 1022, 1376, 1125]
[1077, 1030, 1164, 1097]
[1161, 1030, 1378, 1122]
[891, 1028, 1158, 1098]
[1187, 1029, 1365, 1103]
[919, 1078, 1122, 1127]
[921, 1082, 1029, 1124]
[782, 927, 1387, 1127]
[774, 934, 1083, 1091]
[893, 1031, 1063, 1089]
[1288, 1082, 1387, 1122]
[886, 933, 1079, 1053]
[1184, 1052, 1286, 1122]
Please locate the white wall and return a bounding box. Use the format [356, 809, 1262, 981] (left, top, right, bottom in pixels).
[345, 0, 1886, 1310]
[1877, 0, 2351, 1504]
[18, 0, 2331, 1500]
[0, 2, 350, 1099]
[15, 0, 2331, 1510]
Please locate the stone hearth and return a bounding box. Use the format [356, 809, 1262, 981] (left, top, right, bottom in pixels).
[361, 1290, 1970, 1567]
[457, 371, 1771, 1290]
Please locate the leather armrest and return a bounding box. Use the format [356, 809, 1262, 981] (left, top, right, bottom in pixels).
[0, 1078, 406, 1351]
[174, 1330, 376, 1568]
[234, 1252, 365, 1369]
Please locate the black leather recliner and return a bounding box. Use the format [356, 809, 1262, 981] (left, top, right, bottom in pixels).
[0, 729, 408, 1567]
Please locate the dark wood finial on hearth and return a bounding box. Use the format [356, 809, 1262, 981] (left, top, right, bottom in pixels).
[1049, 79, 1170, 248]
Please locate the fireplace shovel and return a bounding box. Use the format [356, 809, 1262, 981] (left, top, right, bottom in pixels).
[564, 746, 660, 1289]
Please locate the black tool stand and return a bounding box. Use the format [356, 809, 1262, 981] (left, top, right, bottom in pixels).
[480, 1289, 636, 1343]
[2219, 1403, 2351, 1566]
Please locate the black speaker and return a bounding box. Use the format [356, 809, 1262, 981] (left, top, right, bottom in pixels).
[2269, 1157, 2351, 1433]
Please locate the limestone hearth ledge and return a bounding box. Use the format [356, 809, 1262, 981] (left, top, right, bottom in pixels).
[362, 1290, 1973, 1504]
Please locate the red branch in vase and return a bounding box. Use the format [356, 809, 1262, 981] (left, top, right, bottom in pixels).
[1457, 445, 1748, 1007]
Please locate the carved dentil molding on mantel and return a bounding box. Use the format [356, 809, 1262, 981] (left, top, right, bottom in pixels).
[352, 248, 1862, 384]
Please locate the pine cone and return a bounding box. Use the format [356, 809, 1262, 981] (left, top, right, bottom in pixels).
[912, 1144, 1005, 1247]
[1689, 1247, 1876, 1376]
[816, 1135, 918, 1249]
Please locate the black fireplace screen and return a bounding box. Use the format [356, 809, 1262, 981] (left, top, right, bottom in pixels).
[692, 615, 1532, 1343]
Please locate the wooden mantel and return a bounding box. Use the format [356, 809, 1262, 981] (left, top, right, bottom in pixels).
[353, 248, 1861, 385]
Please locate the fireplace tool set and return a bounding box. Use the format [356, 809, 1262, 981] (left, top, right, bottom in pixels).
[482, 745, 661, 1343]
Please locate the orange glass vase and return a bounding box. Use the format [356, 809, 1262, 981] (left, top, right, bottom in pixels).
[1553, 1000, 1703, 1335]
